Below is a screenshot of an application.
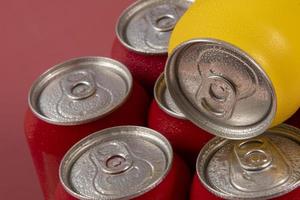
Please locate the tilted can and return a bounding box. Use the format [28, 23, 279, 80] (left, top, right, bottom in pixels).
[166, 0, 300, 139]
[190, 124, 300, 200]
[148, 73, 214, 165]
[24, 57, 150, 200]
[59, 126, 191, 200]
[111, 0, 194, 93]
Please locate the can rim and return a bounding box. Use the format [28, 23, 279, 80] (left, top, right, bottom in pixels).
[28, 56, 133, 126]
[196, 124, 300, 199]
[154, 73, 186, 119]
[59, 125, 174, 200]
[165, 38, 277, 140]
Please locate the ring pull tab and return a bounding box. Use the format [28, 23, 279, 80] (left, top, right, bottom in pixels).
[144, 4, 179, 50]
[234, 138, 272, 171]
[229, 137, 290, 192]
[61, 70, 96, 100]
[88, 141, 153, 196]
[196, 74, 237, 119]
[196, 48, 259, 120]
[147, 4, 178, 32]
[89, 141, 133, 175]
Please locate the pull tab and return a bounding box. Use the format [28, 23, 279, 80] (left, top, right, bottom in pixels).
[61, 70, 96, 100]
[230, 137, 290, 192]
[144, 4, 180, 50]
[235, 139, 272, 171]
[57, 69, 113, 120]
[88, 141, 153, 195]
[90, 141, 133, 175]
[147, 4, 178, 32]
[197, 75, 237, 119]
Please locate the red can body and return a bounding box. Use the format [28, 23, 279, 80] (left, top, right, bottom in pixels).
[190, 174, 300, 200]
[148, 100, 214, 165]
[56, 154, 191, 200]
[24, 81, 150, 200]
[111, 38, 167, 94]
[55, 183, 77, 200]
[190, 175, 222, 200]
[286, 109, 300, 128]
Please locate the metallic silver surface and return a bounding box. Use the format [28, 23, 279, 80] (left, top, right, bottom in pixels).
[165, 39, 276, 139]
[60, 126, 173, 200]
[116, 0, 194, 55]
[196, 124, 300, 200]
[28, 57, 132, 126]
[154, 73, 186, 119]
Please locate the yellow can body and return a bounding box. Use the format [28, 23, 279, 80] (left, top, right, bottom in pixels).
[169, 0, 300, 127]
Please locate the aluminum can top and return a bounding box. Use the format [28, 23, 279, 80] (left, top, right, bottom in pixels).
[28, 57, 132, 126]
[59, 126, 173, 200]
[165, 39, 276, 139]
[196, 124, 300, 199]
[154, 73, 185, 119]
[116, 0, 194, 55]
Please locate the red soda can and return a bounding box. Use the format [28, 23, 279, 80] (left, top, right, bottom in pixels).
[59, 126, 191, 200]
[286, 109, 300, 129]
[111, 0, 193, 93]
[190, 124, 300, 200]
[148, 74, 214, 165]
[24, 57, 150, 200]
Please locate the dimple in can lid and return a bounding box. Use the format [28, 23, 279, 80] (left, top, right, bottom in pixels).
[116, 0, 194, 55]
[59, 126, 173, 200]
[165, 39, 276, 139]
[28, 57, 133, 126]
[196, 124, 300, 199]
[154, 73, 185, 119]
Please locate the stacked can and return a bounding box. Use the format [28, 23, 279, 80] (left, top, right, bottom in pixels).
[24, 57, 150, 200]
[59, 126, 191, 200]
[111, 0, 194, 93]
[148, 73, 214, 165]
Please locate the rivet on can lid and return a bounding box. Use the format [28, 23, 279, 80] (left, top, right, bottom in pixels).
[28, 57, 133, 126]
[196, 124, 300, 199]
[165, 39, 276, 139]
[154, 73, 186, 119]
[59, 126, 173, 200]
[116, 0, 194, 55]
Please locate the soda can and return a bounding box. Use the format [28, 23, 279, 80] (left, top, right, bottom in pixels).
[59, 126, 191, 200]
[190, 124, 300, 200]
[111, 0, 194, 93]
[148, 73, 214, 165]
[166, 0, 300, 139]
[286, 109, 300, 129]
[24, 57, 150, 200]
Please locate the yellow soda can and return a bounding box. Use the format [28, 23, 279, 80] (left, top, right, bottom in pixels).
[165, 0, 300, 139]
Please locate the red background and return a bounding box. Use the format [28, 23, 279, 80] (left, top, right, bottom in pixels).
[1, 1, 135, 199]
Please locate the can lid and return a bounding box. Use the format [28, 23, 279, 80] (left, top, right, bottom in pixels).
[165, 39, 276, 139]
[196, 124, 300, 199]
[154, 73, 186, 119]
[28, 57, 132, 126]
[116, 0, 194, 55]
[59, 126, 173, 200]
